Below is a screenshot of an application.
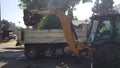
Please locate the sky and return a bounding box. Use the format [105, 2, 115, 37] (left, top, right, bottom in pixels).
[1, 0, 120, 28]
[73, 2, 93, 20]
[1, 0, 24, 27]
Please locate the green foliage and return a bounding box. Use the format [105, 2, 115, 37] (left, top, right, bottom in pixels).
[36, 17, 46, 29]
[114, 4, 120, 13]
[33, 14, 61, 29]
[92, 0, 114, 14]
[1, 19, 10, 31]
[18, 0, 92, 29]
[18, 0, 48, 10]
[18, 0, 92, 10]
[18, 0, 92, 19]
[43, 14, 61, 29]
[82, 0, 92, 3]
[67, 0, 92, 19]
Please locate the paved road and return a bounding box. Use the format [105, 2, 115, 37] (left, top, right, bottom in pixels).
[0, 41, 23, 67]
[1, 41, 120, 68]
[0, 41, 90, 68]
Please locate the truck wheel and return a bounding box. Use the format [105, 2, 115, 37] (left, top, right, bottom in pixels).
[94, 43, 120, 67]
[43, 48, 54, 58]
[25, 45, 38, 59]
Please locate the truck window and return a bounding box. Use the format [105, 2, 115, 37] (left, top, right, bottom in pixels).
[88, 20, 99, 43]
[115, 17, 120, 34]
[103, 21, 111, 30]
[91, 20, 99, 34]
[97, 20, 111, 35]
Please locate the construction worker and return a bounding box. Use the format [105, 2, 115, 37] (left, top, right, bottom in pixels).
[99, 23, 108, 34]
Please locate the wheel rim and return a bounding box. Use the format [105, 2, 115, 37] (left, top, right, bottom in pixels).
[44, 48, 53, 57]
[27, 48, 37, 58]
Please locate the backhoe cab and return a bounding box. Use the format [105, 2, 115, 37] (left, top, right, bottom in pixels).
[88, 14, 120, 47]
[88, 14, 120, 67]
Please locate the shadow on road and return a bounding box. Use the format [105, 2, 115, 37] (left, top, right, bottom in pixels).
[0, 50, 24, 64]
[1, 56, 90, 68]
[1, 51, 120, 68]
[3, 47, 24, 49]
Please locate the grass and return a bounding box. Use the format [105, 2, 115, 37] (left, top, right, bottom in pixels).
[9, 39, 16, 42]
[0, 39, 16, 44]
[0, 39, 25, 49]
[0, 42, 3, 44]
[15, 45, 25, 49]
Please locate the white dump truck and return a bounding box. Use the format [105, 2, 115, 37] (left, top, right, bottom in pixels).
[16, 8, 87, 59]
[17, 27, 87, 59]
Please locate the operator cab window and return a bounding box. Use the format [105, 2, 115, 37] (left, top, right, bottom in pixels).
[115, 17, 120, 34]
[98, 21, 111, 34]
[95, 20, 112, 41]
[115, 16, 120, 41]
[88, 20, 112, 43]
[91, 20, 99, 34]
[88, 20, 99, 43]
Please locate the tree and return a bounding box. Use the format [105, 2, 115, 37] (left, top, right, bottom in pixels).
[18, 0, 92, 29]
[18, 0, 92, 17]
[1, 19, 10, 31]
[0, 20, 10, 41]
[0, 21, 2, 42]
[92, 0, 114, 14]
[18, 0, 49, 9]
[67, 0, 92, 19]
[114, 4, 120, 13]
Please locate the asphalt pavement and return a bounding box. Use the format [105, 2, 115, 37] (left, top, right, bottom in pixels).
[1, 41, 120, 68]
[0, 41, 90, 68]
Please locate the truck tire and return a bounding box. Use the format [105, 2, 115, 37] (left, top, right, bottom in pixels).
[94, 43, 120, 68]
[25, 45, 39, 59]
[43, 48, 55, 58]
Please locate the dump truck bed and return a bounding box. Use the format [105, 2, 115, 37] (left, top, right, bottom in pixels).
[23, 29, 87, 44]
